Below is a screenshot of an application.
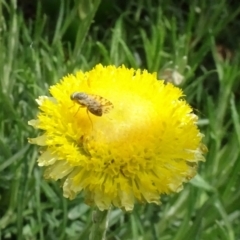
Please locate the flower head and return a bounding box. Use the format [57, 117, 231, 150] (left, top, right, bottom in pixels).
[28, 64, 206, 211]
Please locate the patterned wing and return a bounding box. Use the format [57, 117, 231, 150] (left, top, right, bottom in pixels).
[88, 94, 114, 115]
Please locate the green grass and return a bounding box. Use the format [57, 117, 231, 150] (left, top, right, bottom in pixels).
[1, 0, 240, 239]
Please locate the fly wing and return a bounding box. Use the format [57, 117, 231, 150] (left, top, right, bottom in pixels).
[88, 94, 114, 115]
[101, 100, 114, 114]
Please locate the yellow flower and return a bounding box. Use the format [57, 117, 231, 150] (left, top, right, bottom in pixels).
[28, 64, 206, 211]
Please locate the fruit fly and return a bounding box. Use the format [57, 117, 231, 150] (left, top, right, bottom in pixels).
[70, 92, 114, 116]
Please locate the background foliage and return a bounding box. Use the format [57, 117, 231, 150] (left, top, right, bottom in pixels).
[1, 0, 240, 239]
